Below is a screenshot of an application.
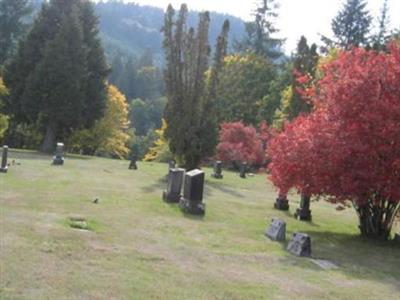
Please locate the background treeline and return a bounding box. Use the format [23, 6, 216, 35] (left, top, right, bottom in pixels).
[0, 0, 399, 163]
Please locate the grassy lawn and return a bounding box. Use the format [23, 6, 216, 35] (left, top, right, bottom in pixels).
[0, 150, 399, 300]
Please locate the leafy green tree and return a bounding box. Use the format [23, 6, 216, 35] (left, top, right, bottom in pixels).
[4, 0, 108, 152]
[0, 0, 32, 65]
[322, 0, 372, 50]
[235, 0, 283, 60]
[214, 53, 276, 125]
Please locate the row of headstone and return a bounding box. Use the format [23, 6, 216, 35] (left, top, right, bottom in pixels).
[265, 218, 312, 257]
[162, 166, 206, 216]
[0, 145, 8, 173]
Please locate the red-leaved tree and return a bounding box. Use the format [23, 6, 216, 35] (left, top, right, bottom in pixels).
[217, 121, 265, 167]
[268, 43, 400, 240]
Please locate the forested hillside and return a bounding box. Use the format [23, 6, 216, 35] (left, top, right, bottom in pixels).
[95, 1, 246, 64]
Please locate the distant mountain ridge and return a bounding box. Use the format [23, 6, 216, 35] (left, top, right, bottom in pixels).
[94, 1, 246, 64]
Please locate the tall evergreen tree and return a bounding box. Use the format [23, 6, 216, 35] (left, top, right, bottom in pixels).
[198, 20, 230, 161]
[235, 0, 283, 60]
[0, 0, 32, 66]
[4, 0, 108, 152]
[162, 5, 229, 170]
[284, 36, 318, 120]
[372, 0, 390, 50]
[322, 0, 372, 50]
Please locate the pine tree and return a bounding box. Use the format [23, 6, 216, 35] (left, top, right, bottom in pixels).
[0, 0, 32, 65]
[198, 20, 230, 161]
[235, 0, 283, 60]
[322, 0, 372, 50]
[283, 36, 318, 120]
[372, 0, 390, 50]
[4, 0, 108, 152]
[162, 5, 230, 170]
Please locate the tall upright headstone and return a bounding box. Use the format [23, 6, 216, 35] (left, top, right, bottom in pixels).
[163, 168, 185, 203]
[274, 194, 289, 211]
[239, 161, 247, 178]
[294, 193, 312, 221]
[211, 160, 223, 179]
[179, 169, 205, 215]
[0, 145, 9, 173]
[287, 232, 312, 257]
[52, 143, 64, 165]
[129, 155, 138, 170]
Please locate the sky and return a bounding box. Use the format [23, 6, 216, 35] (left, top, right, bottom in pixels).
[125, 0, 400, 54]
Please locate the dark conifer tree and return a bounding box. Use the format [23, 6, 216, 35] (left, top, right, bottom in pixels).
[4, 0, 108, 152]
[235, 0, 283, 60]
[162, 4, 229, 170]
[372, 0, 390, 50]
[322, 0, 372, 50]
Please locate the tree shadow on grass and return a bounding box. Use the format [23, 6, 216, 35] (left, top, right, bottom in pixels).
[205, 180, 245, 198]
[281, 230, 400, 291]
[141, 177, 166, 193]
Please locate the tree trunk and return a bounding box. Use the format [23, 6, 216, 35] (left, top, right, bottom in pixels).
[41, 122, 56, 153]
[355, 197, 400, 240]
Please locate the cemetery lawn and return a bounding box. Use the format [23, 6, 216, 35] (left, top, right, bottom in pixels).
[1, 150, 399, 300]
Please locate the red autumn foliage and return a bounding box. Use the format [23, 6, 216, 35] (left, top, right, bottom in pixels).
[267, 43, 400, 238]
[217, 121, 269, 166]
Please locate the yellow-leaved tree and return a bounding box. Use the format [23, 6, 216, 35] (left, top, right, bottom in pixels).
[69, 85, 130, 158]
[0, 77, 9, 140]
[144, 119, 173, 162]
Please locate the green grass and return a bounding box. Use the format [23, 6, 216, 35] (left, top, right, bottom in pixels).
[0, 149, 399, 300]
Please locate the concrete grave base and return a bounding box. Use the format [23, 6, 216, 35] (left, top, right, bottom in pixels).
[179, 198, 205, 216]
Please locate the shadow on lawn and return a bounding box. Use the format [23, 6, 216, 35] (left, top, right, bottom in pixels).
[205, 180, 244, 198]
[284, 230, 400, 290]
[141, 177, 165, 193]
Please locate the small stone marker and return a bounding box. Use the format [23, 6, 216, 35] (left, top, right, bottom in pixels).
[310, 259, 339, 270]
[287, 232, 312, 257]
[179, 169, 205, 215]
[294, 193, 312, 221]
[239, 161, 247, 178]
[163, 168, 185, 203]
[0, 145, 9, 173]
[52, 143, 64, 165]
[274, 194, 289, 211]
[265, 218, 286, 241]
[211, 160, 223, 179]
[129, 155, 138, 170]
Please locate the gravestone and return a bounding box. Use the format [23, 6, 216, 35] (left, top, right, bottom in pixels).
[163, 168, 185, 203]
[0, 145, 9, 173]
[129, 155, 138, 170]
[287, 232, 312, 257]
[274, 194, 289, 211]
[239, 162, 247, 178]
[179, 169, 205, 215]
[294, 194, 312, 221]
[265, 218, 286, 241]
[211, 160, 223, 179]
[52, 143, 64, 165]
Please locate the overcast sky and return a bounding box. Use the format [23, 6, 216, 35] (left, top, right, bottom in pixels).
[124, 0, 400, 54]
